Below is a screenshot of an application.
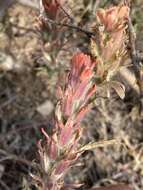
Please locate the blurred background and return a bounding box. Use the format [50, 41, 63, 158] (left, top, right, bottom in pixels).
[0, 0, 143, 190]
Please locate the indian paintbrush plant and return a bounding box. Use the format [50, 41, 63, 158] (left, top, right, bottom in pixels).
[32, 1, 130, 190]
[39, 0, 68, 63]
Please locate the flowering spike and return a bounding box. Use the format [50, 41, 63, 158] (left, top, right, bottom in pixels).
[96, 5, 129, 32]
[36, 52, 97, 189]
[35, 3, 129, 190]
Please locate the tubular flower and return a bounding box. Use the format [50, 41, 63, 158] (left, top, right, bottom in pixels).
[60, 53, 96, 118]
[42, 0, 65, 19]
[96, 5, 129, 32]
[96, 5, 129, 61]
[35, 53, 96, 190]
[34, 3, 130, 190]
[90, 5, 129, 80]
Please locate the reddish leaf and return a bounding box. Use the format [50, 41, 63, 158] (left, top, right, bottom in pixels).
[75, 105, 91, 123]
[49, 140, 57, 160]
[54, 160, 69, 175]
[59, 121, 74, 146]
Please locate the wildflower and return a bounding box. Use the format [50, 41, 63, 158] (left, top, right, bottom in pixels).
[34, 3, 130, 190]
[42, 0, 65, 19]
[90, 5, 129, 81]
[60, 53, 96, 118]
[96, 5, 129, 32]
[35, 53, 96, 190]
[96, 5, 129, 61]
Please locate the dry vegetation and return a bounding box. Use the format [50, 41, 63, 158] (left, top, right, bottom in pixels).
[0, 0, 143, 190]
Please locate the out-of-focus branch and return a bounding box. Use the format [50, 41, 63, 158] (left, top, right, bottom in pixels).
[128, 8, 141, 86]
[0, 149, 35, 168]
[90, 184, 133, 190]
[93, 0, 101, 13]
[41, 15, 96, 37]
[0, 0, 14, 19]
[125, 0, 143, 112]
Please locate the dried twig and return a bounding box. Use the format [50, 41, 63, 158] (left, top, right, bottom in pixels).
[0, 149, 35, 168]
[58, 3, 74, 23]
[41, 15, 96, 37]
[77, 139, 118, 153]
